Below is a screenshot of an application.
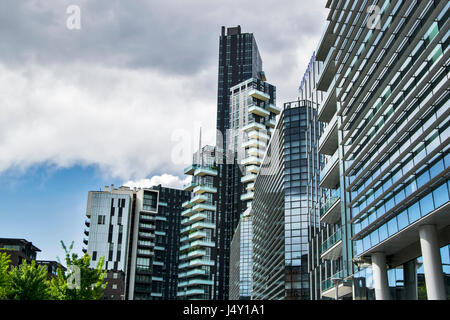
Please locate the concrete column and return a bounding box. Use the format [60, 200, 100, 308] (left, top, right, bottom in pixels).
[419, 225, 446, 300]
[403, 259, 418, 300]
[372, 252, 391, 300]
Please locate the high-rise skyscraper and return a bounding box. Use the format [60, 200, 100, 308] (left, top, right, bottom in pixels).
[179, 145, 218, 300]
[214, 26, 269, 299]
[227, 76, 278, 299]
[251, 100, 319, 300]
[314, 0, 450, 300]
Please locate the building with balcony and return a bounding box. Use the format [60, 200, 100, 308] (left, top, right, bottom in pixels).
[251, 100, 319, 300]
[84, 184, 189, 300]
[314, 0, 450, 300]
[213, 25, 275, 299]
[178, 145, 217, 300]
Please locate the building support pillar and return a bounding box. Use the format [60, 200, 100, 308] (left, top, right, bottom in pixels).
[419, 224, 446, 300]
[403, 259, 418, 300]
[371, 252, 391, 300]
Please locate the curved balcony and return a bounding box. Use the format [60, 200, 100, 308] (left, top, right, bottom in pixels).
[248, 148, 265, 158]
[242, 139, 266, 149]
[246, 165, 260, 174]
[240, 192, 254, 201]
[241, 156, 262, 166]
[248, 130, 270, 142]
[241, 174, 257, 183]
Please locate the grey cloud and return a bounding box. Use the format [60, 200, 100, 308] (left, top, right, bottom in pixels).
[0, 0, 329, 180]
[0, 0, 328, 76]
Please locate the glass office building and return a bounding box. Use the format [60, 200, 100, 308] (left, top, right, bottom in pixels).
[229, 214, 253, 300]
[251, 100, 319, 300]
[315, 0, 450, 299]
[227, 75, 278, 300]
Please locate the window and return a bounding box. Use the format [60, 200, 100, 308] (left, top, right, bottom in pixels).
[98, 215, 106, 225]
[112, 284, 117, 290]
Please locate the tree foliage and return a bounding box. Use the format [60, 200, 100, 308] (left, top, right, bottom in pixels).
[7, 260, 52, 300]
[0, 241, 107, 300]
[49, 241, 107, 300]
[0, 251, 11, 299]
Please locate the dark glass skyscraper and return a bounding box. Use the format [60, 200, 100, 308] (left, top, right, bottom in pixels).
[251, 100, 319, 300]
[214, 26, 266, 299]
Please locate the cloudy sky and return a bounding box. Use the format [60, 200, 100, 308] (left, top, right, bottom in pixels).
[0, 0, 328, 261]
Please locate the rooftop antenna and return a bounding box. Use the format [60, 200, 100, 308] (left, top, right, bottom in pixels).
[198, 127, 203, 166]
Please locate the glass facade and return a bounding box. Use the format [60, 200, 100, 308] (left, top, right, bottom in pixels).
[229, 214, 253, 300]
[313, 0, 450, 300]
[252, 100, 318, 300]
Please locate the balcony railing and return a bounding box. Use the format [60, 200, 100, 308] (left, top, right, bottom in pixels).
[321, 227, 342, 253]
[243, 122, 266, 132]
[184, 164, 198, 175]
[183, 181, 198, 192]
[248, 89, 270, 101]
[322, 270, 345, 291]
[249, 105, 270, 117]
[320, 149, 339, 188]
[194, 166, 218, 177]
[320, 188, 341, 217]
[193, 185, 217, 194]
[267, 104, 281, 115]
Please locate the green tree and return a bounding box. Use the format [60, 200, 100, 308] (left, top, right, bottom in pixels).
[7, 260, 52, 300]
[49, 241, 107, 300]
[0, 251, 11, 299]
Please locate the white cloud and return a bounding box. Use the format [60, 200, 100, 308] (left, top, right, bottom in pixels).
[0, 62, 216, 180]
[123, 174, 190, 190]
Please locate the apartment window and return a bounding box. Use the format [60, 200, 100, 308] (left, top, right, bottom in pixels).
[98, 215, 106, 225]
[92, 251, 97, 261]
[112, 284, 117, 290]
